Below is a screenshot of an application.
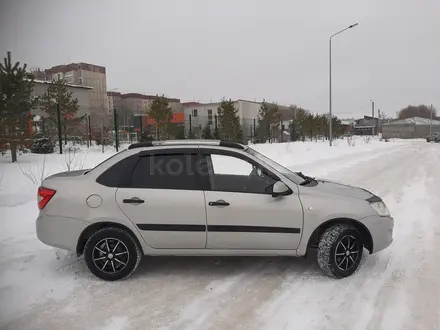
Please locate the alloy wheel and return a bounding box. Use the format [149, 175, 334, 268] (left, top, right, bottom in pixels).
[334, 235, 361, 272]
[92, 238, 130, 274]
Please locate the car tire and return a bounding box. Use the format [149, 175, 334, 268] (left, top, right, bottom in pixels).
[317, 224, 364, 278]
[84, 227, 142, 281]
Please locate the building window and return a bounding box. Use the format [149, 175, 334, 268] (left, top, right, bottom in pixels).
[208, 109, 213, 126]
[192, 109, 198, 117]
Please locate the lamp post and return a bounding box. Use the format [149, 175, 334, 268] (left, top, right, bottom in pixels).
[370, 100, 375, 136]
[329, 23, 359, 146]
[430, 104, 433, 135]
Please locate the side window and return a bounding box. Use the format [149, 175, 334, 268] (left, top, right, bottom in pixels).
[131, 154, 201, 190]
[207, 154, 278, 194]
[96, 155, 139, 187]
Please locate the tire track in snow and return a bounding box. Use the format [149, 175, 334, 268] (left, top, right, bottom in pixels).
[249, 143, 429, 330]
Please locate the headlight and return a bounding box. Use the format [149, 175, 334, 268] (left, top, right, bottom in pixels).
[370, 201, 390, 217]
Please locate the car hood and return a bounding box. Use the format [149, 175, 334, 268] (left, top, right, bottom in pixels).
[312, 178, 375, 200]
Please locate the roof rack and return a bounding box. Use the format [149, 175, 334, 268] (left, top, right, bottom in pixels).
[127, 140, 246, 150]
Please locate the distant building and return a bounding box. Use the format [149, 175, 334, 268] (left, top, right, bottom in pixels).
[31, 79, 93, 119]
[118, 93, 181, 131]
[353, 116, 379, 135]
[382, 117, 440, 139]
[107, 91, 122, 118]
[42, 63, 108, 121]
[182, 99, 296, 140]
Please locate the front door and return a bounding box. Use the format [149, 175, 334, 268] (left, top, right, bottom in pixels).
[202, 151, 303, 250]
[116, 151, 207, 249]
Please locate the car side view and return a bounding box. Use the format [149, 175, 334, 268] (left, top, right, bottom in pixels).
[36, 140, 394, 281]
[426, 133, 440, 143]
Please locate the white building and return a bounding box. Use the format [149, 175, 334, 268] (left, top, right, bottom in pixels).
[182, 99, 298, 139]
[182, 100, 268, 138]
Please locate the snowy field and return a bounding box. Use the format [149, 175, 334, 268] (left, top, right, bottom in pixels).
[1, 137, 440, 330]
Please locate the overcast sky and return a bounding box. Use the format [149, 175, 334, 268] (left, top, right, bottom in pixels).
[1, 0, 439, 118]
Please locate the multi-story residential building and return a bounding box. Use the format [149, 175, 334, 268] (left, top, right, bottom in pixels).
[43, 63, 108, 121]
[107, 91, 122, 119]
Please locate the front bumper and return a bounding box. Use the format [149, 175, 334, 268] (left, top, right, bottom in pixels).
[36, 213, 90, 252]
[360, 215, 394, 254]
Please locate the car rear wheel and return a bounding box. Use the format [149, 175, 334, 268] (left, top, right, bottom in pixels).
[84, 227, 142, 281]
[317, 224, 364, 278]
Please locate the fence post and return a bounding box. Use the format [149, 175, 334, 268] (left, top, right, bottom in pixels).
[139, 115, 143, 137]
[280, 121, 283, 142]
[86, 116, 89, 148]
[189, 114, 192, 138]
[57, 103, 63, 154]
[114, 108, 119, 152]
[88, 115, 92, 147]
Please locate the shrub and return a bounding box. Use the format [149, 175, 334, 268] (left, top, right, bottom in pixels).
[30, 136, 55, 154]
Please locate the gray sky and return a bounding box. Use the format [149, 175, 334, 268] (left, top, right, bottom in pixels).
[1, 0, 439, 118]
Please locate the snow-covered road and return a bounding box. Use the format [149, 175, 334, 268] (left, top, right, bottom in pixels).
[1, 140, 440, 330]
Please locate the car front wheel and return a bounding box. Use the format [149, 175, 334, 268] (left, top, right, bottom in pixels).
[317, 224, 364, 278]
[84, 227, 142, 281]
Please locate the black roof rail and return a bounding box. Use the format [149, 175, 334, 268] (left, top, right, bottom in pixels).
[219, 140, 246, 150]
[127, 141, 154, 150]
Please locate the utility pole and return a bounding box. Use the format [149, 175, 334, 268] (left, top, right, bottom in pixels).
[114, 108, 119, 152]
[371, 100, 375, 136]
[430, 104, 433, 135]
[56, 103, 63, 154]
[378, 109, 381, 135]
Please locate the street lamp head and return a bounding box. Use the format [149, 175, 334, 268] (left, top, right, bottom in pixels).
[349, 23, 359, 28]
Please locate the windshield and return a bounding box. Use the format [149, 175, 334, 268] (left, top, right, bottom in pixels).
[245, 147, 304, 184]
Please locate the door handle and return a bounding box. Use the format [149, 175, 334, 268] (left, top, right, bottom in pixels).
[209, 200, 230, 207]
[123, 197, 145, 204]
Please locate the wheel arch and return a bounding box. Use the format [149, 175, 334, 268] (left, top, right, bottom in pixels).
[76, 221, 144, 256]
[306, 218, 373, 253]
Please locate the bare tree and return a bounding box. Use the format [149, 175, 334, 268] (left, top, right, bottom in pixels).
[19, 155, 50, 184]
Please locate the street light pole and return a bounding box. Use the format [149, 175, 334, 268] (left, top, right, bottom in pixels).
[430, 104, 433, 135]
[370, 100, 375, 136]
[329, 23, 359, 146]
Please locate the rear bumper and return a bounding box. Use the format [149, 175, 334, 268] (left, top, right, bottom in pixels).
[36, 213, 90, 252]
[360, 215, 394, 253]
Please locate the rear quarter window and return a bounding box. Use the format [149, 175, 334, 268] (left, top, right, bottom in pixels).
[96, 155, 139, 187]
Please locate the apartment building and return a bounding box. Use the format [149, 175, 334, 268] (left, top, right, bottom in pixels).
[43, 63, 108, 121]
[107, 91, 122, 116]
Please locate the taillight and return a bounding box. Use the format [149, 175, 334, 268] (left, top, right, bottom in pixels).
[38, 186, 56, 210]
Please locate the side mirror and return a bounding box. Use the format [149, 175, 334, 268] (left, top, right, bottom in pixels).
[272, 181, 292, 197]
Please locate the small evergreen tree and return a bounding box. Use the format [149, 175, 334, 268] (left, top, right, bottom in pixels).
[256, 100, 280, 143]
[202, 124, 213, 139]
[217, 99, 243, 142]
[0, 51, 38, 162]
[39, 78, 81, 143]
[148, 95, 173, 140]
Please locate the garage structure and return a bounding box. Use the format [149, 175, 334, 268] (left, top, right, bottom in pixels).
[382, 117, 440, 139]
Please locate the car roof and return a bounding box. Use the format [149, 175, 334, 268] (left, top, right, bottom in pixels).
[127, 140, 247, 151]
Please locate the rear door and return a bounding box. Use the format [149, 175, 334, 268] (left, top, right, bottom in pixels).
[201, 150, 303, 250]
[116, 149, 207, 249]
